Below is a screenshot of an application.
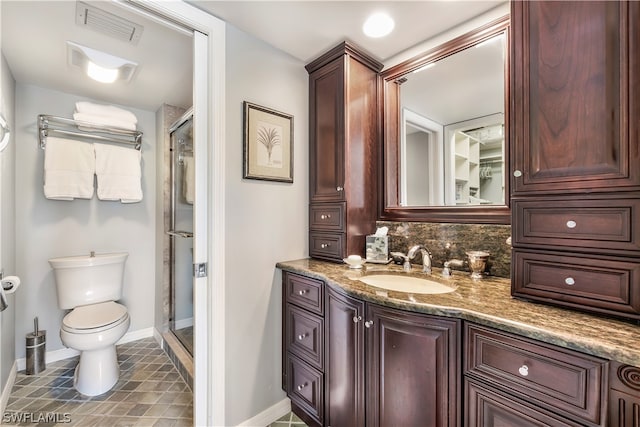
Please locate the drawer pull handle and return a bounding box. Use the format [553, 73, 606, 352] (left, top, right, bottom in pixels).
[320, 214, 332, 220]
[513, 170, 522, 177]
[297, 333, 308, 341]
[565, 277, 575, 286]
[352, 315, 362, 323]
[336, 186, 344, 191]
[321, 243, 331, 249]
[566, 220, 577, 229]
[518, 365, 529, 376]
[297, 382, 308, 391]
[364, 320, 374, 328]
[298, 289, 308, 295]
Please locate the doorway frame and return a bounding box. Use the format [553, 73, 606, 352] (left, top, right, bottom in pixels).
[115, 2, 226, 425]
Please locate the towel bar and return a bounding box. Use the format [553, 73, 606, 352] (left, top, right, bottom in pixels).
[38, 114, 143, 151]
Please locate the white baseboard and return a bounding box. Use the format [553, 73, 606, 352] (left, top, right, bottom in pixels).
[15, 327, 154, 372]
[0, 361, 17, 414]
[236, 398, 291, 427]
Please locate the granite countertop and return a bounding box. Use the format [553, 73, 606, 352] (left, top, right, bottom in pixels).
[277, 258, 640, 367]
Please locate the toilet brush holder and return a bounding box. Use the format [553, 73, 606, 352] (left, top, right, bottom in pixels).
[26, 317, 46, 375]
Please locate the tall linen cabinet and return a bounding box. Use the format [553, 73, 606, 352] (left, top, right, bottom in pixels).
[510, 1, 640, 320]
[306, 42, 383, 262]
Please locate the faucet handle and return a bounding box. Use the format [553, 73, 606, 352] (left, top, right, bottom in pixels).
[443, 259, 465, 277]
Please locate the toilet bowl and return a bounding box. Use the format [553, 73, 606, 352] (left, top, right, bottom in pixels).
[49, 252, 129, 396]
[60, 301, 130, 396]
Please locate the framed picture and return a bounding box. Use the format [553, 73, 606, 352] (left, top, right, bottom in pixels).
[243, 101, 294, 182]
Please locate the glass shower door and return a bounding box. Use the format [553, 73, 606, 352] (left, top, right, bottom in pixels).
[169, 113, 194, 355]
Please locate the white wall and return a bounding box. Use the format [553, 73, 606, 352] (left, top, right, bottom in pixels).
[225, 25, 308, 426]
[0, 52, 17, 400]
[14, 84, 157, 358]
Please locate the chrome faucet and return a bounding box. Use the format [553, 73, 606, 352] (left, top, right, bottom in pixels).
[406, 245, 432, 274]
[442, 259, 465, 277]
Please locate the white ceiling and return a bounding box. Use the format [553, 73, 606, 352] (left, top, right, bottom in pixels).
[1, 1, 505, 113]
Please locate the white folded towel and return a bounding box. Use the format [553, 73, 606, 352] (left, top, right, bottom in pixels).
[75, 102, 138, 124]
[44, 137, 95, 200]
[94, 144, 143, 203]
[73, 112, 137, 131]
[182, 155, 195, 205]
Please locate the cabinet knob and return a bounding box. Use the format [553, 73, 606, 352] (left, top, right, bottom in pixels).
[364, 320, 374, 328]
[297, 333, 308, 341]
[336, 186, 344, 191]
[518, 365, 529, 376]
[566, 220, 577, 229]
[297, 382, 308, 391]
[565, 277, 575, 286]
[320, 243, 331, 249]
[513, 170, 522, 177]
[320, 214, 331, 220]
[298, 289, 308, 295]
[352, 315, 362, 323]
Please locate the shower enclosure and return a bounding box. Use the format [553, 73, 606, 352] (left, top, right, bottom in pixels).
[168, 110, 194, 356]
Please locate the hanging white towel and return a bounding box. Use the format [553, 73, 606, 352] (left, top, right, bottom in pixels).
[94, 144, 143, 203]
[75, 102, 138, 124]
[73, 112, 137, 131]
[43, 137, 95, 200]
[182, 155, 195, 205]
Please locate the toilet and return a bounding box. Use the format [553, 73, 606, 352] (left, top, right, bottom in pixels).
[48, 252, 130, 396]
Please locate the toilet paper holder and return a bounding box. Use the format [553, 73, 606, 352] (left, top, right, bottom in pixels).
[0, 270, 21, 312]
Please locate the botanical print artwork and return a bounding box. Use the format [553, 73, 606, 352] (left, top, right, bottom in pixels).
[256, 120, 283, 167]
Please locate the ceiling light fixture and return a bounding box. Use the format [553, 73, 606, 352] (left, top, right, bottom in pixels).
[363, 12, 395, 38]
[67, 41, 138, 84]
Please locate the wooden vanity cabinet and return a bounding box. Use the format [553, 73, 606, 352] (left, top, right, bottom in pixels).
[306, 42, 382, 262]
[325, 287, 461, 427]
[510, 0, 640, 320]
[464, 323, 608, 427]
[609, 361, 640, 427]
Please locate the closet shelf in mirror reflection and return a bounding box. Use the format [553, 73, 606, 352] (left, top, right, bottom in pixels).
[166, 230, 193, 238]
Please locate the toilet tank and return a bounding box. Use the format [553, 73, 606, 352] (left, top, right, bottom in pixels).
[49, 252, 128, 310]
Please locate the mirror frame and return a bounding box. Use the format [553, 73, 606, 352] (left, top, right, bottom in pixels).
[379, 15, 511, 224]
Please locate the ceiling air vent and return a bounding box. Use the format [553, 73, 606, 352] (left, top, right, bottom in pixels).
[76, 1, 144, 44]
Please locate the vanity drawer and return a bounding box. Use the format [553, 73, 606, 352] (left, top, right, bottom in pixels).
[513, 198, 640, 254]
[284, 272, 324, 315]
[512, 250, 640, 317]
[465, 380, 583, 427]
[309, 203, 345, 231]
[285, 304, 324, 370]
[465, 323, 606, 425]
[286, 354, 324, 425]
[309, 232, 345, 261]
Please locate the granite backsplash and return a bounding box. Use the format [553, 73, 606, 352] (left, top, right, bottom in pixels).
[376, 221, 512, 278]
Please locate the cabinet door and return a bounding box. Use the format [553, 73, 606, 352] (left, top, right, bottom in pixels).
[366, 304, 460, 427]
[309, 57, 345, 203]
[511, 1, 640, 194]
[325, 287, 365, 427]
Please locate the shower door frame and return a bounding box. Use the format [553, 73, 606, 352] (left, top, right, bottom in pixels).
[169, 110, 194, 356]
[115, 2, 226, 426]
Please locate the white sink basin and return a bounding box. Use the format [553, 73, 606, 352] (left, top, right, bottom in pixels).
[358, 275, 456, 295]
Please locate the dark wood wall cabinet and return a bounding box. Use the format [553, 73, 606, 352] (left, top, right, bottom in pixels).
[306, 42, 382, 262]
[510, 0, 640, 320]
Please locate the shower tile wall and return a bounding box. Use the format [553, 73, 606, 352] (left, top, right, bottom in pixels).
[376, 221, 512, 278]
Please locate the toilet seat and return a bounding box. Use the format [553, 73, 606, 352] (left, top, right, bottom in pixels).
[62, 301, 128, 334]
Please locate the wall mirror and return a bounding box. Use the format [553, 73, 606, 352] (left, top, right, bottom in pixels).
[381, 16, 510, 224]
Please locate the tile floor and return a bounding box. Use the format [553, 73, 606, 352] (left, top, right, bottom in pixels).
[3, 337, 192, 426]
[268, 412, 308, 427]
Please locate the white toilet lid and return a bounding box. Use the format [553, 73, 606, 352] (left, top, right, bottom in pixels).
[63, 301, 127, 330]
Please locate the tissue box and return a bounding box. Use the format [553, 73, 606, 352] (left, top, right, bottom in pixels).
[366, 235, 389, 262]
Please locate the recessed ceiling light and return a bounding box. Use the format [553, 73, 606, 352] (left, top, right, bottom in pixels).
[363, 12, 395, 38]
